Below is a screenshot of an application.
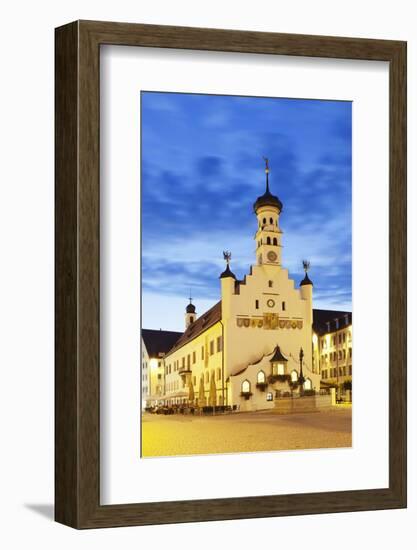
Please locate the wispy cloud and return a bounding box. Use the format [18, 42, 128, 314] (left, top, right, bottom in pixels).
[141, 92, 352, 330]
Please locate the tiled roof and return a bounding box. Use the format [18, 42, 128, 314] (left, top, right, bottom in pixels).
[165, 301, 222, 357]
[141, 328, 183, 358]
[313, 309, 352, 336]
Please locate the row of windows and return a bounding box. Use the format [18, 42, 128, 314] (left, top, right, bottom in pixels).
[257, 237, 279, 247]
[321, 348, 352, 363]
[320, 330, 351, 349]
[242, 375, 312, 394]
[259, 217, 277, 227]
[165, 337, 223, 374]
[322, 365, 352, 379]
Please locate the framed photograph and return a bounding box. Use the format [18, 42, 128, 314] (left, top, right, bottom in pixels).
[55, 20, 406, 528]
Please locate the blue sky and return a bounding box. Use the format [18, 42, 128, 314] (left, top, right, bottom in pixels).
[141, 92, 352, 331]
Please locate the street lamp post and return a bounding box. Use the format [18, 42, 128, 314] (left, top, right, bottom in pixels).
[298, 347, 305, 396]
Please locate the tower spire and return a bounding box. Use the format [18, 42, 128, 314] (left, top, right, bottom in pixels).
[263, 156, 270, 193]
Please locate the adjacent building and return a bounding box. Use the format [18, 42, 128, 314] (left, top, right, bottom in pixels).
[313, 309, 352, 396]
[141, 328, 182, 409]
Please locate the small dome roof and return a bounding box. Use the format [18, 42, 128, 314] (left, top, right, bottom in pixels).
[300, 273, 313, 286]
[186, 302, 196, 314]
[253, 187, 283, 213]
[219, 264, 236, 280]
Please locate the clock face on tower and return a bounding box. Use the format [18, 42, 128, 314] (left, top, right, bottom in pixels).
[267, 251, 277, 262]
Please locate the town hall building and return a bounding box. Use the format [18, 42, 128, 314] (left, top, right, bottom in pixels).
[141, 161, 352, 411]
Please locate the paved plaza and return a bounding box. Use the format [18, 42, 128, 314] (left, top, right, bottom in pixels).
[141, 406, 352, 457]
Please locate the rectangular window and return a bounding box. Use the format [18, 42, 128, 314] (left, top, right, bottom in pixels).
[210, 340, 214, 355]
[182, 357, 185, 368]
[187, 354, 190, 368]
[282, 301, 286, 311]
[349, 365, 352, 375]
[192, 351, 196, 364]
[255, 299, 259, 309]
[268, 280, 273, 288]
[217, 368, 221, 381]
[349, 348, 352, 358]
[201, 346, 204, 360]
[216, 336, 222, 352]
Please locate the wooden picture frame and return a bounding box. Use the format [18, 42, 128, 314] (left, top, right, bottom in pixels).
[55, 20, 407, 528]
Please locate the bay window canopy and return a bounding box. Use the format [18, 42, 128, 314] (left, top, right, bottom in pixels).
[270, 345, 288, 375]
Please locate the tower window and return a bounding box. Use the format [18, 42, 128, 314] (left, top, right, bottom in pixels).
[282, 301, 286, 311]
[267, 237, 271, 245]
[273, 237, 278, 246]
[263, 217, 266, 225]
[269, 217, 273, 224]
[268, 280, 273, 288]
[255, 299, 259, 309]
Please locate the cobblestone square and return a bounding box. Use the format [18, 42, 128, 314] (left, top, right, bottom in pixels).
[141, 406, 352, 457]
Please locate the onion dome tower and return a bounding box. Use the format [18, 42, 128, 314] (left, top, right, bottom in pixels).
[254, 158, 283, 266]
[185, 294, 197, 329]
[300, 260, 313, 287]
[219, 251, 236, 280]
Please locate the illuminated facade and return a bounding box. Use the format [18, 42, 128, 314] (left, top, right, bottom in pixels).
[312, 311, 352, 396]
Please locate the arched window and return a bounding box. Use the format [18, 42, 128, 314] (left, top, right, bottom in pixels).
[262, 217, 266, 225]
[257, 370, 266, 384]
[269, 217, 273, 224]
[273, 237, 278, 246]
[267, 237, 271, 245]
[241, 380, 251, 393]
[266, 392, 273, 401]
[291, 370, 298, 382]
[304, 378, 312, 390]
